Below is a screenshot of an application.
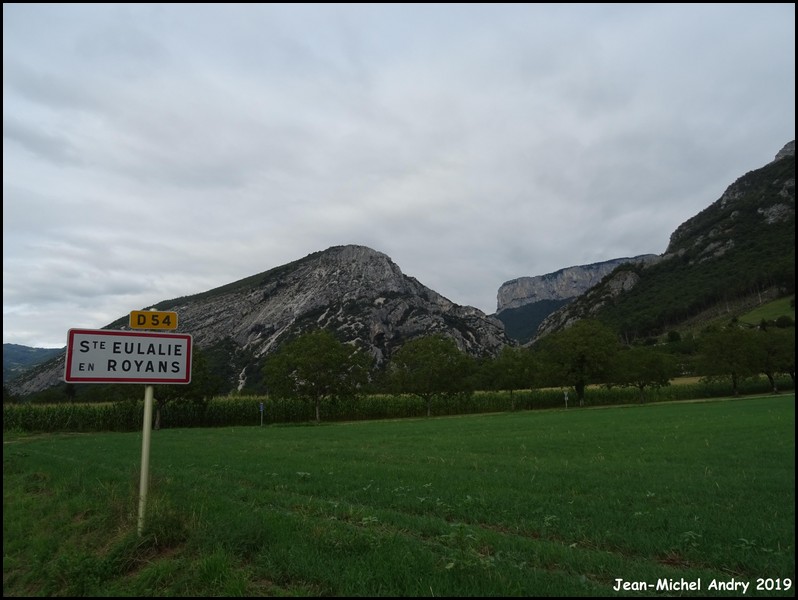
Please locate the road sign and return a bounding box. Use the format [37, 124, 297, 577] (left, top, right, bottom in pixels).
[129, 310, 178, 330]
[64, 329, 192, 384]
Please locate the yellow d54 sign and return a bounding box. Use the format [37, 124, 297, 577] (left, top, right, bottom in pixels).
[129, 310, 178, 330]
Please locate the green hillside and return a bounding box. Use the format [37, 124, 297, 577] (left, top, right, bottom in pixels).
[496, 299, 570, 344]
[589, 153, 795, 340]
[2, 344, 63, 384]
[738, 296, 796, 326]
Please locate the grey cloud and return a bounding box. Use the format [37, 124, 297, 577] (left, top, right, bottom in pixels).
[3, 117, 83, 166]
[2, 4, 794, 347]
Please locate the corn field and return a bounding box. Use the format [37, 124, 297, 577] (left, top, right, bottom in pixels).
[3, 376, 792, 433]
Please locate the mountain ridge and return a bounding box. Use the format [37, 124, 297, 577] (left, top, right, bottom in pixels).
[534, 140, 795, 341]
[7, 245, 511, 396]
[3, 344, 63, 385]
[496, 255, 661, 313]
[494, 255, 660, 342]
[6, 140, 794, 397]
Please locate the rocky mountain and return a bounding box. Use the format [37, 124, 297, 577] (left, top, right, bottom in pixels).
[3, 344, 63, 384]
[496, 256, 660, 312]
[8, 245, 511, 397]
[494, 256, 659, 343]
[8, 142, 794, 396]
[535, 140, 795, 342]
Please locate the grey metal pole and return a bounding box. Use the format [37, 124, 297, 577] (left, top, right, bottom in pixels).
[137, 384, 154, 536]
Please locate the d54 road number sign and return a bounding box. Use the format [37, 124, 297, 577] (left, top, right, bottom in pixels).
[130, 310, 178, 330]
[65, 329, 192, 384]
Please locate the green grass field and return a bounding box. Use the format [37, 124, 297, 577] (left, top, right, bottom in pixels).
[3, 395, 795, 596]
[738, 297, 795, 326]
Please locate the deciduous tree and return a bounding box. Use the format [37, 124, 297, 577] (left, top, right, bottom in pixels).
[389, 335, 473, 417]
[535, 320, 619, 406]
[481, 346, 536, 410]
[612, 347, 675, 402]
[754, 327, 795, 392]
[263, 329, 369, 423]
[698, 327, 759, 396]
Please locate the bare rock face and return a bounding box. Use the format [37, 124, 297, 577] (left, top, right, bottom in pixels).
[9, 245, 511, 396]
[173, 245, 510, 368]
[664, 140, 795, 260]
[773, 140, 795, 163]
[8, 353, 66, 395]
[534, 270, 641, 339]
[497, 256, 659, 312]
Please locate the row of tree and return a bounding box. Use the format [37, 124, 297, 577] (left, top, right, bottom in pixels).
[259, 319, 795, 422]
[5, 318, 793, 418]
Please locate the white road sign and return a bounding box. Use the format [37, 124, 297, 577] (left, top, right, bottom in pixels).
[64, 329, 192, 384]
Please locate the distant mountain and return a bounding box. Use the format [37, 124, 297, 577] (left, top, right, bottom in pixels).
[495, 256, 659, 343]
[7, 245, 511, 397]
[3, 344, 63, 384]
[8, 141, 794, 397]
[496, 256, 661, 312]
[535, 140, 795, 342]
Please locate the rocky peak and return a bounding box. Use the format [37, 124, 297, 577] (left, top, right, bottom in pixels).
[665, 140, 795, 258]
[496, 255, 659, 313]
[8, 245, 511, 396]
[773, 140, 795, 162]
[164, 244, 509, 366]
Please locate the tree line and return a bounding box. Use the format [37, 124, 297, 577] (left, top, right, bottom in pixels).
[5, 317, 794, 421]
[256, 318, 795, 422]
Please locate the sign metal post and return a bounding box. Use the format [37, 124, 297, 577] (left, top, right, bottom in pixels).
[64, 321, 190, 537]
[138, 384, 155, 536]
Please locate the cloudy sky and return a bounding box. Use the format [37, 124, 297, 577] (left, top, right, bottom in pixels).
[3, 4, 795, 348]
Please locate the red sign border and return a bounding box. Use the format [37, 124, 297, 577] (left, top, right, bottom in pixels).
[64, 329, 192, 384]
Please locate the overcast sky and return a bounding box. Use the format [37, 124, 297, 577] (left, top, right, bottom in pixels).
[3, 4, 795, 348]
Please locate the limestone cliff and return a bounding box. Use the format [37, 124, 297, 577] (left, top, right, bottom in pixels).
[9, 245, 511, 396]
[496, 256, 659, 312]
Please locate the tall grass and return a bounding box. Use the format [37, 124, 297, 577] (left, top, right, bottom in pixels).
[3, 395, 794, 596]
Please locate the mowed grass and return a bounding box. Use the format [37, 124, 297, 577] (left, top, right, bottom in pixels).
[3, 395, 795, 597]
